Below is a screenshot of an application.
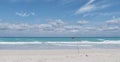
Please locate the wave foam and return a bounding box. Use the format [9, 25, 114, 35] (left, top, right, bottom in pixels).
[46, 40, 120, 44]
[0, 40, 120, 45]
[0, 41, 42, 44]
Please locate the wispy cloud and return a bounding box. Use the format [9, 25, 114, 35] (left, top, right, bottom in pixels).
[16, 11, 35, 17]
[77, 20, 89, 25]
[82, 12, 120, 17]
[106, 17, 120, 24]
[75, 0, 110, 14]
[48, 19, 66, 27]
[75, 0, 96, 14]
[86, 0, 95, 5]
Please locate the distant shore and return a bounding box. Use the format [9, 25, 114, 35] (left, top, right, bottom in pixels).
[0, 49, 120, 62]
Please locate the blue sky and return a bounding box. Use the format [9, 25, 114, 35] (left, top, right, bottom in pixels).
[0, 0, 120, 37]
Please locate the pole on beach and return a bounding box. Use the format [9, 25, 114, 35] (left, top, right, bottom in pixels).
[77, 41, 80, 54]
[72, 37, 80, 54]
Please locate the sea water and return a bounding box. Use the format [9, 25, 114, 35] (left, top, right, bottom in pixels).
[0, 37, 120, 50]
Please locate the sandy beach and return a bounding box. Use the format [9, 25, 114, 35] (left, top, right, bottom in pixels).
[0, 49, 120, 62]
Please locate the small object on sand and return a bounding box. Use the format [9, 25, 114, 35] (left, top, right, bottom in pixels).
[85, 54, 88, 57]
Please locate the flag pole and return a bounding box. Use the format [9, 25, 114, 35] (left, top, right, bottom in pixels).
[72, 37, 80, 54]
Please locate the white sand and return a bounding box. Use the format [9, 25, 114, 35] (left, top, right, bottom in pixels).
[0, 49, 120, 62]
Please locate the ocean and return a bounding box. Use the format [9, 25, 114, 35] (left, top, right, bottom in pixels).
[0, 37, 120, 50]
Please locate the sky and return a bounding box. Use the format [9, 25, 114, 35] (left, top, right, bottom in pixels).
[0, 0, 120, 37]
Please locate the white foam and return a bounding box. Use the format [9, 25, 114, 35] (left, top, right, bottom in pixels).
[46, 40, 120, 44]
[0, 40, 120, 45]
[80, 40, 120, 44]
[0, 41, 42, 44]
[52, 43, 92, 47]
[45, 40, 120, 47]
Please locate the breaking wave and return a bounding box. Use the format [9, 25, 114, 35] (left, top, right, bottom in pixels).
[0, 40, 120, 45]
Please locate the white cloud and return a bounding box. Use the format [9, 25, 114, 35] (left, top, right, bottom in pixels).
[64, 26, 81, 29]
[106, 18, 120, 24]
[84, 27, 96, 31]
[54, 28, 66, 32]
[97, 26, 120, 32]
[76, 5, 96, 14]
[0, 22, 80, 33]
[75, 0, 95, 14]
[0, 18, 120, 34]
[69, 29, 79, 33]
[77, 20, 89, 25]
[36, 24, 53, 31]
[48, 19, 66, 27]
[75, 0, 109, 14]
[0, 23, 49, 32]
[83, 12, 120, 17]
[0, 23, 30, 31]
[86, 0, 95, 5]
[16, 11, 35, 17]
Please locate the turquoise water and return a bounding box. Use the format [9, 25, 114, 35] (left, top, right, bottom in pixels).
[0, 37, 120, 42]
[0, 37, 120, 49]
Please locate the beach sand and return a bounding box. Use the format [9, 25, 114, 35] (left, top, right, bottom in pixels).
[0, 49, 120, 62]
